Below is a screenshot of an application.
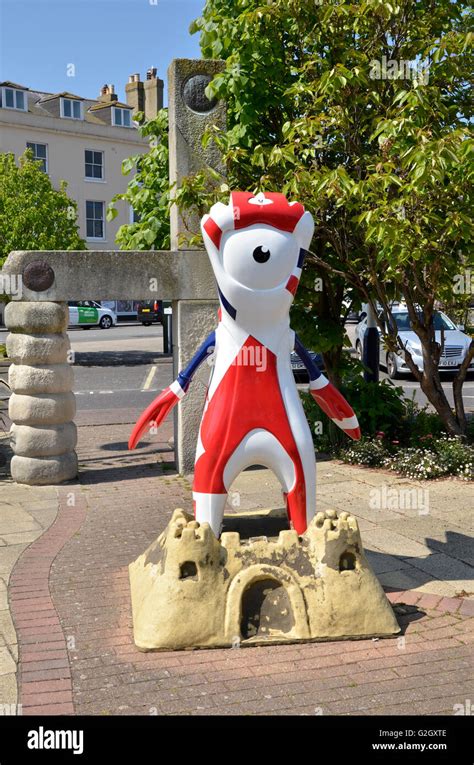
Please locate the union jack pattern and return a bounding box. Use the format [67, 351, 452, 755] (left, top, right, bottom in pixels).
[129, 192, 360, 536]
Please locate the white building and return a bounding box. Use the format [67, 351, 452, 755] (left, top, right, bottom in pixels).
[0, 70, 163, 248]
[0, 70, 163, 321]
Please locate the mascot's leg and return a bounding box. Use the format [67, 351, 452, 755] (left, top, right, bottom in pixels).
[192, 423, 229, 536]
[284, 479, 310, 536]
[277, 364, 317, 534]
[192, 491, 228, 538]
[286, 435, 316, 535]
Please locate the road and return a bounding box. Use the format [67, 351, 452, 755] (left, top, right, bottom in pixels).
[68, 324, 172, 415]
[0, 324, 473, 420]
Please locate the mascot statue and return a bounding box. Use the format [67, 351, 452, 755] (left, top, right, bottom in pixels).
[129, 192, 361, 536]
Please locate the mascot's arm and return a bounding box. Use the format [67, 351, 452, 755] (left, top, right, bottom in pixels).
[129, 331, 215, 450]
[294, 334, 361, 440]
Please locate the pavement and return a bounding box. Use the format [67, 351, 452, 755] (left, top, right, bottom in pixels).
[0, 417, 473, 716]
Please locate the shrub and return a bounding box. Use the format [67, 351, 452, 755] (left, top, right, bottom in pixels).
[434, 436, 474, 480]
[340, 438, 389, 468]
[384, 447, 448, 480]
[340, 378, 407, 439]
[302, 377, 408, 453]
[402, 395, 447, 445]
[341, 435, 473, 480]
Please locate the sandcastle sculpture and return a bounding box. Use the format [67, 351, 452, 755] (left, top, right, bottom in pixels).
[130, 508, 400, 650]
[129, 192, 399, 649]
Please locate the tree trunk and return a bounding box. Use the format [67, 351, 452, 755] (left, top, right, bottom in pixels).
[418, 342, 465, 436]
[452, 340, 474, 435]
[398, 289, 467, 436]
[323, 346, 343, 388]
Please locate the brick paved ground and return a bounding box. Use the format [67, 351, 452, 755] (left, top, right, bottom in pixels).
[0, 437, 59, 711]
[5, 421, 474, 715]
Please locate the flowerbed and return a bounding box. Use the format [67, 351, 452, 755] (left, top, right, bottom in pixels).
[341, 435, 474, 480]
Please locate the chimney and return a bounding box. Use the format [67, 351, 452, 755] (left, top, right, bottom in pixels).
[125, 73, 145, 115]
[143, 67, 164, 121]
[98, 84, 117, 103]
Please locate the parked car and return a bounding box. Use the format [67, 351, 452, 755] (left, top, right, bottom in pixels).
[0, 378, 10, 431]
[68, 301, 117, 330]
[355, 306, 474, 379]
[345, 309, 363, 324]
[137, 300, 164, 326]
[291, 350, 325, 383]
[342, 300, 363, 324]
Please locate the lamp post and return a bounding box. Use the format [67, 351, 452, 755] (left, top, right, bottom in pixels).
[363, 303, 380, 382]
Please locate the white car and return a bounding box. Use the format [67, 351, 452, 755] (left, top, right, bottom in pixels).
[68, 301, 117, 330]
[355, 306, 474, 378]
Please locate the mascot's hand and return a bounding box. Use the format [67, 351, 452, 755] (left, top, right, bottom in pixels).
[310, 378, 361, 440]
[128, 382, 184, 450]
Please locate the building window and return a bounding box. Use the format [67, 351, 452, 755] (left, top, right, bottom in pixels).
[61, 97, 82, 120]
[1, 87, 27, 111]
[112, 107, 132, 127]
[85, 150, 104, 180]
[86, 201, 105, 240]
[129, 205, 140, 224]
[26, 142, 48, 173]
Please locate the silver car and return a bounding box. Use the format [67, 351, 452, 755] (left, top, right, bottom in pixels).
[355, 308, 474, 379]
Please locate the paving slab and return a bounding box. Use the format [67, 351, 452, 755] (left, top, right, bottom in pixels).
[0, 672, 17, 709]
[0, 646, 16, 676]
[0, 545, 29, 577]
[399, 552, 474, 593]
[377, 570, 460, 598]
[361, 528, 433, 558]
[0, 610, 17, 646]
[0, 503, 42, 535]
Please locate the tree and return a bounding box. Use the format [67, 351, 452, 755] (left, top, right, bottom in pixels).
[0, 150, 85, 268]
[107, 109, 170, 250]
[185, 0, 473, 435]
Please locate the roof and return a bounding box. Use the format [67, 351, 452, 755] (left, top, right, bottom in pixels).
[0, 84, 140, 131]
[0, 81, 29, 90]
[88, 101, 131, 111]
[39, 91, 85, 103]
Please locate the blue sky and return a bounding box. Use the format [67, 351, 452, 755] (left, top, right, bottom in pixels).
[0, 0, 203, 104]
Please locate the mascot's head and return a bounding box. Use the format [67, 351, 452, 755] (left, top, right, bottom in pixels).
[201, 192, 314, 299]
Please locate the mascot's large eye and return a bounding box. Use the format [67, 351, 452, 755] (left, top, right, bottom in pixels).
[253, 245, 271, 263]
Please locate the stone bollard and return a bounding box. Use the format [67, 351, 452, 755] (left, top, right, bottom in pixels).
[5, 301, 77, 485]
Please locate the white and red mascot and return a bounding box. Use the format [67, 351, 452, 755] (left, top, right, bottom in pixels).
[129, 192, 361, 536]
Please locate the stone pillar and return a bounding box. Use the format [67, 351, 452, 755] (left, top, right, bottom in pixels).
[168, 59, 225, 474]
[168, 58, 226, 250]
[5, 301, 77, 485]
[173, 300, 217, 474]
